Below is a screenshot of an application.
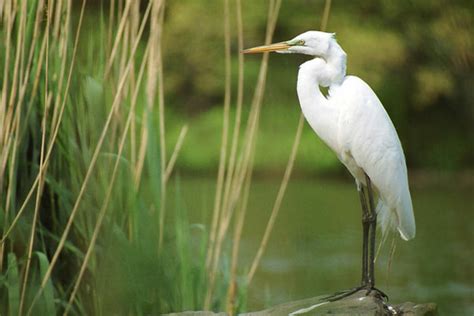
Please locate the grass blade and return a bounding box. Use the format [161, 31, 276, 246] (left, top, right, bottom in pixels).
[7, 253, 20, 316]
[34, 251, 56, 316]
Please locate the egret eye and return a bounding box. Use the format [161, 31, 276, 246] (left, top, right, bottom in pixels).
[287, 39, 305, 47]
[295, 40, 305, 46]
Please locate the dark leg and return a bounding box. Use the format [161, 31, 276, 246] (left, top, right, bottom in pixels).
[358, 183, 369, 286]
[323, 175, 388, 303]
[323, 181, 371, 302]
[364, 174, 389, 301]
[365, 174, 377, 287]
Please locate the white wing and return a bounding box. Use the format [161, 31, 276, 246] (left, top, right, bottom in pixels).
[330, 76, 416, 240]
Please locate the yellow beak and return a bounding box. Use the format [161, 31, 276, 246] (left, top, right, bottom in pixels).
[242, 42, 291, 54]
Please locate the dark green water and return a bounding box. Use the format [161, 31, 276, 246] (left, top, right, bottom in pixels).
[176, 175, 474, 315]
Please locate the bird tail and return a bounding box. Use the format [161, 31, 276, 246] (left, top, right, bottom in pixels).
[376, 201, 396, 243]
[376, 199, 415, 241]
[395, 191, 416, 240]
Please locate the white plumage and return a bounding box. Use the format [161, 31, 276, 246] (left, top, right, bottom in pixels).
[243, 30, 415, 299]
[244, 31, 416, 241]
[295, 32, 415, 241]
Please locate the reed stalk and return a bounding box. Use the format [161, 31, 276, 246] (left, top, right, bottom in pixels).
[0, 2, 17, 189]
[1, 0, 84, 246]
[204, 0, 282, 309]
[18, 93, 52, 315]
[0, 0, 15, 272]
[17, 1, 38, 311]
[204, 0, 234, 308]
[104, 0, 132, 79]
[0, 0, 338, 313]
[63, 40, 151, 316]
[206, 0, 233, 273]
[224, 0, 245, 308]
[26, 2, 154, 312]
[155, 0, 168, 251]
[247, 0, 332, 284]
[50, 0, 72, 133]
[226, 151, 254, 314]
[220, 0, 245, 282]
[165, 125, 189, 183]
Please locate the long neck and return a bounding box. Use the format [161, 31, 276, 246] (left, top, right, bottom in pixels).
[297, 45, 346, 152]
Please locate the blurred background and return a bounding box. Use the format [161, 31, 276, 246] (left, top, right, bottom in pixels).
[1, 0, 472, 315]
[152, 0, 474, 174]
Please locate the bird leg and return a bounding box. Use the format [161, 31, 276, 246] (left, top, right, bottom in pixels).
[358, 182, 370, 286]
[321, 180, 371, 302]
[322, 176, 388, 303]
[363, 174, 388, 301]
[365, 174, 377, 288]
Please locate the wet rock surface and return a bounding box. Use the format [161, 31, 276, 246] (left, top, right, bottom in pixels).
[165, 291, 437, 316]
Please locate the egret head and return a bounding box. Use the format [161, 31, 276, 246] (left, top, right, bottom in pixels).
[243, 31, 336, 58]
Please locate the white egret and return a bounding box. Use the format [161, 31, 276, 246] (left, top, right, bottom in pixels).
[243, 31, 415, 300]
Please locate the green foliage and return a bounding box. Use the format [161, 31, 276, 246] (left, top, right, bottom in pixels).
[7, 253, 20, 316]
[0, 1, 233, 314]
[2, 252, 57, 316]
[35, 252, 57, 316]
[161, 0, 473, 171]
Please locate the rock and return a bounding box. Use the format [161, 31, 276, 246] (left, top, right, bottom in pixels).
[394, 302, 438, 316]
[164, 291, 437, 316]
[241, 291, 437, 316]
[165, 312, 227, 316]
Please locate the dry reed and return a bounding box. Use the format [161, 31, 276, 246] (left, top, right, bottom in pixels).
[247, 0, 332, 284]
[26, 1, 154, 312]
[204, 0, 283, 310]
[225, 0, 246, 310]
[63, 39, 152, 316]
[206, 0, 233, 273]
[0, 0, 334, 313]
[1, 0, 185, 313]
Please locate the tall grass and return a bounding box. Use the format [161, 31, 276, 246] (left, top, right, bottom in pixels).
[0, 0, 186, 313]
[0, 0, 330, 314]
[204, 0, 283, 311]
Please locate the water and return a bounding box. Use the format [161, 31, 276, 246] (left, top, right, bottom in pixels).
[175, 175, 474, 315]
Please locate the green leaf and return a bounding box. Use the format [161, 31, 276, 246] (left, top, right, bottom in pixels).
[83, 76, 104, 108]
[34, 252, 56, 315]
[7, 253, 20, 316]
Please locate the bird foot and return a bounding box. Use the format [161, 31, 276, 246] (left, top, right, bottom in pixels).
[322, 285, 388, 302]
[321, 286, 403, 315]
[366, 286, 389, 301]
